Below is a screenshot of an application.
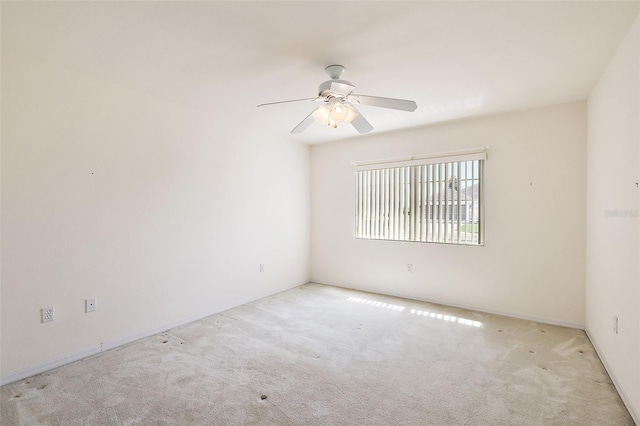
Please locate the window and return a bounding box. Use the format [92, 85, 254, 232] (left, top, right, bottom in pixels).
[354, 148, 485, 245]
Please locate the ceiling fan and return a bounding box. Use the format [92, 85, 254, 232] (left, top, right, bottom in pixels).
[257, 65, 417, 134]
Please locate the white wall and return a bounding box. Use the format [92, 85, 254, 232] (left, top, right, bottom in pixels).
[311, 102, 587, 327]
[586, 15, 639, 421]
[0, 50, 310, 381]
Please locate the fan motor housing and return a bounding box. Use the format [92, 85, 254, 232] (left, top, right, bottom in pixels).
[318, 79, 355, 98]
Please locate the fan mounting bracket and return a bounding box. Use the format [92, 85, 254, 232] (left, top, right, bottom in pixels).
[325, 65, 346, 80]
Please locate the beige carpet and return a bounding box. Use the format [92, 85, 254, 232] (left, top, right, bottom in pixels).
[0, 283, 633, 425]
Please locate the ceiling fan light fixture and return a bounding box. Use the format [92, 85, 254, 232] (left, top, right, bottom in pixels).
[312, 104, 331, 125]
[330, 102, 349, 122]
[313, 100, 359, 129]
[312, 103, 338, 128]
[343, 104, 359, 124]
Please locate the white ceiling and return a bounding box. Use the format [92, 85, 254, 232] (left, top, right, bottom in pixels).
[3, 1, 639, 144]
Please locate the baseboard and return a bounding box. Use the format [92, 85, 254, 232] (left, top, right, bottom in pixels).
[0, 281, 306, 386]
[310, 279, 585, 330]
[585, 328, 639, 425]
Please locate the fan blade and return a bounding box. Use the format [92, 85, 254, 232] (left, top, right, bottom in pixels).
[257, 98, 317, 108]
[290, 109, 317, 134]
[352, 94, 417, 112]
[348, 105, 373, 134]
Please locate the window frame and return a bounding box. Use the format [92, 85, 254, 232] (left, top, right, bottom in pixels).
[353, 148, 486, 246]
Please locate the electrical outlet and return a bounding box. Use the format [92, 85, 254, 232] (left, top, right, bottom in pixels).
[407, 264, 413, 273]
[86, 298, 97, 313]
[41, 306, 55, 323]
[260, 264, 266, 273]
[613, 315, 619, 334]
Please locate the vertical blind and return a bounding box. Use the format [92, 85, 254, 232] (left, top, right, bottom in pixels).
[354, 151, 485, 245]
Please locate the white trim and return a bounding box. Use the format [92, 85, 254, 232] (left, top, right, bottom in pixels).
[0, 281, 306, 386]
[311, 280, 585, 330]
[353, 147, 488, 171]
[585, 328, 639, 425]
